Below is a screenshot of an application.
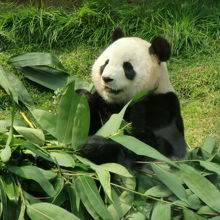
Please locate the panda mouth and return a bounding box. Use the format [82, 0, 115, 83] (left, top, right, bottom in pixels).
[104, 86, 122, 94]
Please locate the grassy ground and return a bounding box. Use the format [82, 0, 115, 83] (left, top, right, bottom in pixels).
[169, 54, 220, 147]
[0, 0, 219, 148]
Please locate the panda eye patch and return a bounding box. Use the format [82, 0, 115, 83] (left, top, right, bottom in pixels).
[123, 62, 136, 80]
[100, 59, 109, 75]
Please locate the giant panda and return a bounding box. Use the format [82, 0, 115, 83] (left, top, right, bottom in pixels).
[78, 28, 187, 168]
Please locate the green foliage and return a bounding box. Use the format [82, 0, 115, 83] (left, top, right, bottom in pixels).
[0, 0, 219, 56]
[27, 202, 80, 220]
[0, 65, 34, 108]
[8, 53, 68, 91]
[0, 52, 220, 219]
[0, 1, 219, 148]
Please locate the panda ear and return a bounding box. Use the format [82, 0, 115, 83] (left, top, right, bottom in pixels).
[149, 36, 171, 62]
[112, 28, 124, 42]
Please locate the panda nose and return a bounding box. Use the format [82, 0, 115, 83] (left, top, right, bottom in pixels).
[102, 76, 113, 83]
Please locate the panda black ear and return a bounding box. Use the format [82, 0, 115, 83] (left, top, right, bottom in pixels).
[112, 28, 124, 42]
[149, 36, 171, 62]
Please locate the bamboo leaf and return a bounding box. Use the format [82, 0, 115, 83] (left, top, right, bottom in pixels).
[0, 100, 15, 162]
[187, 193, 202, 210]
[210, 216, 220, 220]
[75, 178, 100, 220]
[197, 205, 215, 215]
[23, 143, 53, 162]
[200, 161, 220, 176]
[0, 65, 34, 108]
[69, 76, 94, 92]
[0, 202, 2, 218]
[183, 209, 208, 220]
[31, 109, 57, 138]
[130, 88, 156, 104]
[50, 152, 75, 168]
[0, 119, 26, 133]
[75, 156, 112, 200]
[96, 101, 130, 137]
[20, 66, 68, 90]
[108, 175, 136, 219]
[75, 176, 112, 220]
[51, 177, 65, 205]
[8, 166, 55, 196]
[76, 156, 112, 200]
[75, 155, 98, 169]
[2, 174, 19, 203]
[111, 135, 177, 167]
[180, 164, 220, 212]
[127, 211, 146, 220]
[145, 185, 172, 198]
[0, 177, 8, 220]
[0, 145, 11, 162]
[18, 201, 26, 220]
[8, 52, 65, 71]
[66, 183, 81, 214]
[75, 157, 129, 203]
[99, 163, 133, 177]
[14, 126, 45, 146]
[108, 188, 132, 220]
[151, 202, 171, 220]
[96, 169, 112, 200]
[201, 137, 216, 154]
[71, 96, 90, 150]
[27, 202, 80, 220]
[151, 164, 188, 203]
[56, 82, 80, 144]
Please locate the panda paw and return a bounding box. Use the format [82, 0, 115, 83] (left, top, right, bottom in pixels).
[80, 135, 121, 164]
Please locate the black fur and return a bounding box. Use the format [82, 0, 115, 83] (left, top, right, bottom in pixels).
[112, 28, 124, 42]
[149, 36, 171, 62]
[100, 59, 109, 75]
[123, 62, 136, 80]
[78, 90, 187, 167]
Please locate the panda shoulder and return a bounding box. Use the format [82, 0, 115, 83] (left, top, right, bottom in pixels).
[151, 92, 182, 115]
[133, 92, 181, 113]
[166, 92, 181, 112]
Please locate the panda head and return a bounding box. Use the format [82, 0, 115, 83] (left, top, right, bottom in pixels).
[92, 28, 174, 104]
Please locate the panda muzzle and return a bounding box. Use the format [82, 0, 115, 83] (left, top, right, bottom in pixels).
[104, 85, 122, 94]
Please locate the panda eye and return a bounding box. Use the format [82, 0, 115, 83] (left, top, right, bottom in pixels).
[123, 62, 136, 80]
[100, 59, 109, 75]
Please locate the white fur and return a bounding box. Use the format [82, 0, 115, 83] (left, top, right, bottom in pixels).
[92, 37, 174, 104]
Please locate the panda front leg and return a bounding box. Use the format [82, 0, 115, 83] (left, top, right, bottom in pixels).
[81, 135, 122, 164]
[81, 135, 138, 168]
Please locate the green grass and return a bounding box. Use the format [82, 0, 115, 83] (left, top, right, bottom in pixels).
[169, 54, 220, 147]
[0, 0, 219, 148]
[0, 0, 219, 55]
